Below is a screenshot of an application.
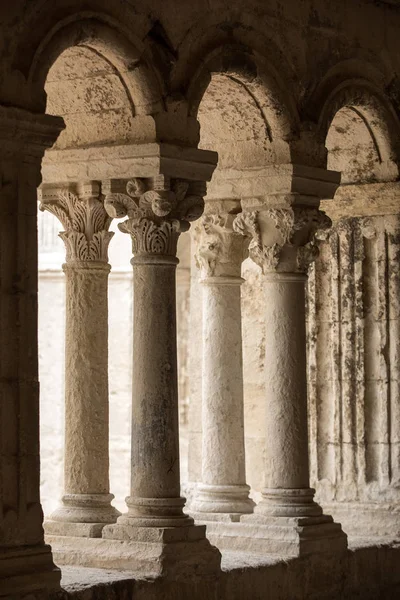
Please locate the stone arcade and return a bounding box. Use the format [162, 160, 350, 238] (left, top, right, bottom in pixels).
[1, 1, 400, 599]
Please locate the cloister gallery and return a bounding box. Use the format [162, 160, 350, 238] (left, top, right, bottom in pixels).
[1, 0, 400, 598]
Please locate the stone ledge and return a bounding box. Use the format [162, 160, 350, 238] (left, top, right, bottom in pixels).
[46, 542, 400, 600]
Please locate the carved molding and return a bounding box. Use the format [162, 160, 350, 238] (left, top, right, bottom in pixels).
[233, 207, 332, 274]
[104, 177, 205, 257]
[195, 213, 249, 278]
[39, 190, 114, 262]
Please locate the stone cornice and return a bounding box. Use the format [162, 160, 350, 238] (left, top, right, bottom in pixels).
[0, 105, 64, 158]
[41, 143, 218, 184]
[321, 181, 400, 221]
[205, 164, 341, 206]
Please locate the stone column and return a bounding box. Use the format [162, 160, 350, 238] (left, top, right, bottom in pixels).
[40, 181, 120, 538]
[191, 206, 254, 519]
[101, 177, 221, 576]
[234, 202, 347, 556]
[0, 106, 63, 597]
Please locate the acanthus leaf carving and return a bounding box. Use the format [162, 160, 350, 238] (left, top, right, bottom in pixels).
[105, 177, 205, 257]
[233, 206, 332, 274]
[266, 208, 294, 244]
[40, 189, 114, 262]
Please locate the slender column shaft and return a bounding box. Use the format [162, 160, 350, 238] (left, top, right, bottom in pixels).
[192, 277, 253, 513]
[202, 279, 246, 486]
[40, 184, 118, 532]
[57, 263, 115, 518]
[190, 210, 253, 516]
[120, 256, 191, 525]
[262, 274, 309, 491]
[102, 176, 213, 530]
[114, 254, 193, 526]
[233, 206, 332, 518]
[256, 273, 322, 517]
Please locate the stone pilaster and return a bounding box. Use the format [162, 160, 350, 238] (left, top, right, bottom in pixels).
[0, 106, 64, 597]
[40, 181, 120, 539]
[99, 177, 221, 576]
[308, 196, 400, 538]
[190, 204, 255, 519]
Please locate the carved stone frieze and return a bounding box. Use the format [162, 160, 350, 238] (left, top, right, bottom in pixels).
[233, 207, 331, 274]
[104, 177, 206, 257]
[39, 189, 114, 263]
[195, 213, 249, 278]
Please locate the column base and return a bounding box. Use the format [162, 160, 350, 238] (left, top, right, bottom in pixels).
[113, 495, 194, 528]
[190, 484, 255, 518]
[201, 488, 347, 556]
[0, 544, 60, 598]
[44, 493, 120, 538]
[46, 525, 221, 578]
[197, 514, 346, 556]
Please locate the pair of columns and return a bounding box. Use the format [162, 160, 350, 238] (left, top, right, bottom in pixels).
[40, 175, 220, 573]
[190, 190, 347, 555]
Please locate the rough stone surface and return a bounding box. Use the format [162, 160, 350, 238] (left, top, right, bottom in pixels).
[46, 544, 400, 600]
[39, 183, 119, 533]
[2, 0, 400, 596]
[191, 208, 254, 516]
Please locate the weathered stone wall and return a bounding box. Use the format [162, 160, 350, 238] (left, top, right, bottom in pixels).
[307, 212, 400, 534]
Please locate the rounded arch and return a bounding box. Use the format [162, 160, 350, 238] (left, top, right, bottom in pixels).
[172, 16, 300, 144]
[24, 14, 165, 116]
[313, 79, 400, 183]
[185, 44, 296, 144]
[317, 81, 400, 163]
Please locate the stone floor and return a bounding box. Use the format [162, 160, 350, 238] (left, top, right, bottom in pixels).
[50, 538, 400, 600]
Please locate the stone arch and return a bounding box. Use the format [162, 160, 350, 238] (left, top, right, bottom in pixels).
[22, 14, 165, 117]
[22, 15, 169, 151]
[316, 80, 400, 184]
[174, 15, 300, 142]
[180, 42, 299, 169]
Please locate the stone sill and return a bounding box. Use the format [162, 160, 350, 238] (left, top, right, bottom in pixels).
[49, 540, 400, 600]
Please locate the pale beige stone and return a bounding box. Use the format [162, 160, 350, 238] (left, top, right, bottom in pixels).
[39, 182, 120, 535]
[191, 208, 254, 517]
[2, 1, 400, 596]
[231, 172, 347, 556]
[98, 173, 220, 574]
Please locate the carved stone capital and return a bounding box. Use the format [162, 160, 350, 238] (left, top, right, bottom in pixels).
[39, 183, 114, 263]
[233, 207, 331, 274]
[104, 177, 206, 258]
[195, 213, 249, 278]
